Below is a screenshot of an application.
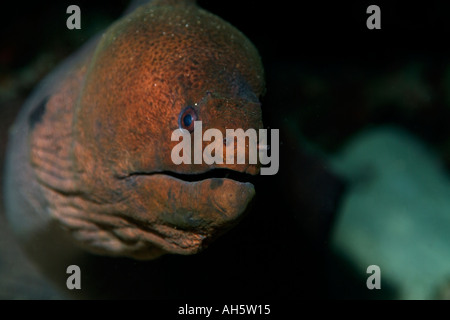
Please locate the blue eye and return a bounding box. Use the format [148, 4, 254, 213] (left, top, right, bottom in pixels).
[183, 114, 193, 127]
[178, 106, 197, 132]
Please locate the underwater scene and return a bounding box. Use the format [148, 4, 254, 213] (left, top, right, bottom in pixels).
[1, 0, 449, 301]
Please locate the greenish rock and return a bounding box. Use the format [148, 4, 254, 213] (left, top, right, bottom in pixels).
[330, 126, 450, 299]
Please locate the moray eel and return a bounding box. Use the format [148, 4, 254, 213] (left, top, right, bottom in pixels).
[4, 0, 265, 260]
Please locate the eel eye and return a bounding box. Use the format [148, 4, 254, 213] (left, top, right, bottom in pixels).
[178, 106, 198, 132]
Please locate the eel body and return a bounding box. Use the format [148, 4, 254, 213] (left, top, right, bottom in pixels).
[4, 0, 265, 260]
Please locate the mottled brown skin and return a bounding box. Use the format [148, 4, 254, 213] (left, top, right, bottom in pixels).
[5, 0, 265, 260]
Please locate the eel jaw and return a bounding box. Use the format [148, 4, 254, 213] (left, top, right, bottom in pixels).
[113, 166, 258, 259]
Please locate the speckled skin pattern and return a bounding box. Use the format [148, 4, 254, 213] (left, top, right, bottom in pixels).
[4, 0, 265, 259]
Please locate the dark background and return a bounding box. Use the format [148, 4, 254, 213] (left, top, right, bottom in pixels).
[3, 1, 450, 63]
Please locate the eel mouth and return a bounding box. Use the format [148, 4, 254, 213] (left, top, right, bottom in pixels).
[123, 167, 258, 184]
